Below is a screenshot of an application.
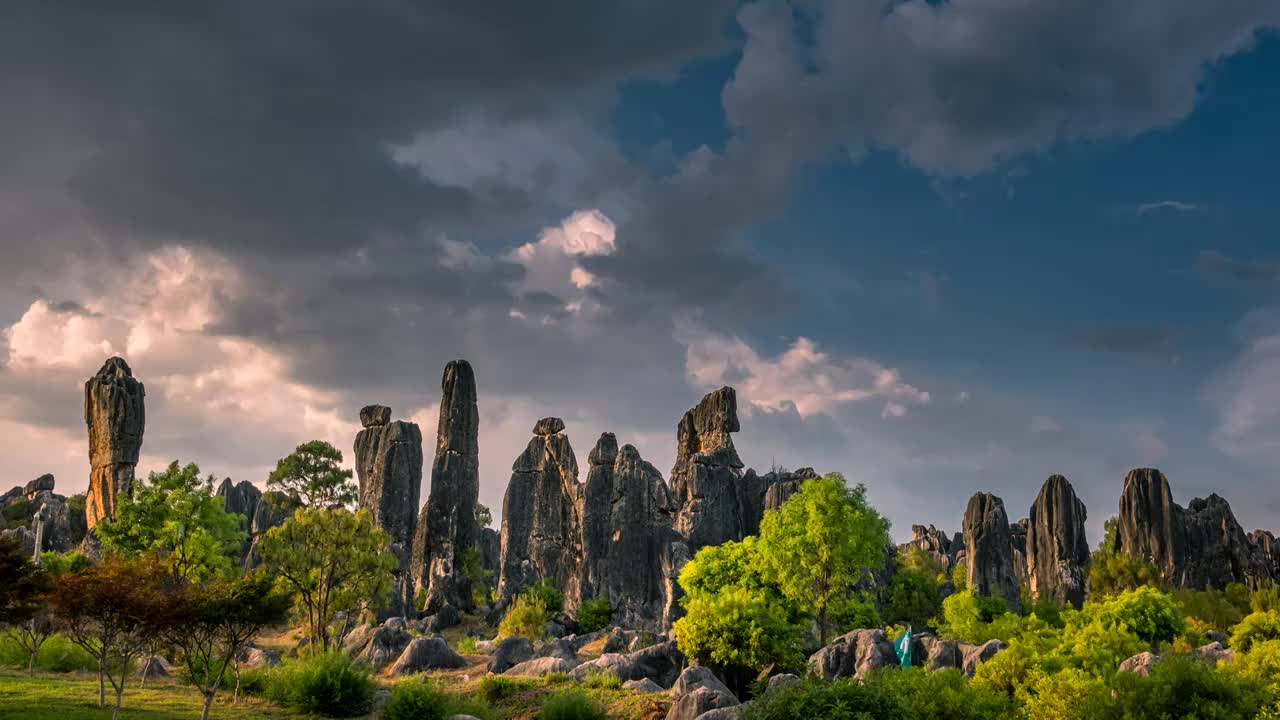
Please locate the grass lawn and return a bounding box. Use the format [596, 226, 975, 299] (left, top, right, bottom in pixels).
[0, 669, 299, 720]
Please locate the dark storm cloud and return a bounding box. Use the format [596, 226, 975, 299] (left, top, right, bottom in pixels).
[1197, 251, 1280, 290]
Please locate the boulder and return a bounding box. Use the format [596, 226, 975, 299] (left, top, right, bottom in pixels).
[137, 655, 172, 678]
[913, 634, 961, 671]
[670, 388, 746, 554]
[766, 673, 800, 691]
[30, 492, 75, 553]
[808, 629, 897, 680]
[604, 627, 630, 654]
[1194, 641, 1234, 666]
[1118, 651, 1159, 677]
[1026, 475, 1090, 608]
[670, 666, 733, 700]
[505, 656, 576, 676]
[569, 640, 685, 688]
[25, 474, 55, 497]
[496, 417, 582, 610]
[536, 638, 578, 663]
[960, 639, 1007, 678]
[666, 687, 738, 720]
[236, 646, 281, 669]
[360, 404, 392, 428]
[962, 493, 1021, 612]
[357, 619, 413, 669]
[417, 361, 482, 617]
[84, 357, 145, 529]
[388, 636, 468, 674]
[489, 637, 535, 673]
[624, 678, 664, 693]
[693, 709, 743, 720]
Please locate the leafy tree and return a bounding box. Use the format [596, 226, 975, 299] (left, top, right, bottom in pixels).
[48, 556, 173, 720]
[675, 585, 806, 688]
[96, 461, 245, 581]
[881, 562, 943, 630]
[0, 536, 53, 675]
[267, 440, 356, 508]
[460, 546, 494, 608]
[1015, 668, 1114, 720]
[162, 572, 291, 720]
[476, 503, 493, 529]
[1084, 586, 1185, 650]
[258, 506, 394, 651]
[498, 594, 550, 641]
[577, 596, 613, 634]
[939, 589, 1009, 643]
[757, 473, 891, 645]
[1088, 551, 1162, 599]
[1230, 610, 1280, 653]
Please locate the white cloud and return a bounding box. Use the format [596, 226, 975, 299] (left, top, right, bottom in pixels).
[1209, 311, 1280, 465]
[507, 209, 618, 319]
[1030, 415, 1064, 433]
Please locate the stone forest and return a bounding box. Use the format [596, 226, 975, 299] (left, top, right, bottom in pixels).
[3, 356, 1280, 720]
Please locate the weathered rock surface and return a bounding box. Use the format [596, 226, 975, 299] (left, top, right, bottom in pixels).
[0, 527, 35, 556]
[30, 491, 74, 553]
[741, 467, 818, 537]
[497, 417, 582, 610]
[354, 406, 423, 619]
[1118, 651, 1160, 677]
[243, 491, 302, 570]
[536, 638, 578, 663]
[670, 388, 745, 554]
[962, 493, 1021, 612]
[84, 357, 145, 529]
[25, 474, 55, 496]
[899, 524, 960, 573]
[489, 637, 534, 673]
[348, 618, 413, 669]
[505, 657, 576, 676]
[666, 687, 738, 720]
[388, 636, 467, 674]
[1181, 494, 1259, 590]
[418, 361, 482, 616]
[624, 677, 664, 693]
[569, 640, 685, 688]
[670, 666, 733, 700]
[808, 629, 897, 679]
[1114, 468, 1184, 582]
[960, 639, 1007, 677]
[1026, 474, 1090, 608]
[908, 632, 962, 671]
[216, 478, 262, 560]
[579, 436, 676, 630]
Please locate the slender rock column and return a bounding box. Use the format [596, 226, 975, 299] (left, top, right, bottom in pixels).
[84, 357, 145, 530]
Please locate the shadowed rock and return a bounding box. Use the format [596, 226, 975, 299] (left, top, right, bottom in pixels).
[741, 466, 819, 536]
[243, 491, 301, 570]
[1114, 468, 1184, 582]
[808, 629, 897, 679]
[418, 360, 481, 617]
[84, 357, 145, 529]
[355, 406, 423, 619]
[899, 524, 960, 574]
[962, 492, 1021, 612]
[497, 417, 583, 610]
[1026, 475, 1089, 608]
[670, 388, 745, 554]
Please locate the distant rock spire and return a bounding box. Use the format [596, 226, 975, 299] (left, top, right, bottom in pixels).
[355, 404, 423, 619]
[1026, 475, 1089, 607]
[84, 357, 145, 530]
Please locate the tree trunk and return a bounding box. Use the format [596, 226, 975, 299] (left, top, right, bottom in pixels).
[97, 658, 106, 707]
[233, 663, 241, 704]
[201, 692, 215, 720]
[112, 685, 124, 720]
[818, 604, 829, 647]
[27, 648, 37, 675]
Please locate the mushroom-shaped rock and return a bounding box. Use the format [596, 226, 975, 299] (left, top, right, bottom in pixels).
[534, 417, 566, 436]
[360, 404, 392, 428]
[388, 637, 467, 674]
[25, 474, 55, 496]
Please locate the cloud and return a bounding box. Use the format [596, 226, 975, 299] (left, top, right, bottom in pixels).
[1070, 326, 1175, 355]
[1137, 200, 1205, 215]
[1197, 251, 1279, 290]
[1208, 309, 1280, 466]
[1031, 415, 1064, 433]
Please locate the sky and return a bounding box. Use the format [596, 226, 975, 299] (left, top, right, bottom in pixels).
[1, 2, 1279, 544]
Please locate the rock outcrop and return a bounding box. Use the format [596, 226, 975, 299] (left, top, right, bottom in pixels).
[418, 361, 482, 616]
[670, 387, 745, 554]
[1026, 475, 1090, 608]
[579, 435, 676, 630]
[962, 493, 1021, 612]
[1113, 468, 1273, 589]
[387, 636, 467, 674]
[243, 491, 301, 570]
[741, 466, 818, 536]
[355, 405, 423, 619]
[808, 629, 898, 679]
[497, 418, 583, 610]
[216, 478, 262, 560]
[899, 524, 960, 574]
[84, 357, 145, 530]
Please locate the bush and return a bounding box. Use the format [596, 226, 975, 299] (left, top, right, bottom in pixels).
[743, 676, 905, 720]
[544, 671, 571, 685]
[673, 585, 806, 680]
[1231, 610, 1280, 653]
[938, 590, 1008, 643]
[1110, 653, 1265, 720]
[263, 650, 375, 717]
[1085, 586, 1185, 648]
[880, 565, 942, 630]
[581, 668, 621, 689]
[383, 678, 492, 720]
[499, 595, 551, 641]
[1015, 668, 1114, 720]
[577, 596, 613, 634]
[455, 635, 480, 655]
[1088, 551, 1162, 598]
[0, 633, 96, 672]
[866, 668, 1019, 719]
[479, 675, 530, 703]
[537, 690, 606, 720]
[524, 580, 565, 614]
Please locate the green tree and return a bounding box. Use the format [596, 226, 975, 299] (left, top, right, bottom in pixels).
[0, 536, 54, 675]
[1088, 551, 1162, 599]
[881, 549, 944, 631]
[267, 440, 356, 508]
[96, 461, 245, 581]
[1085, 586, 1185, 650]
[163, 572, 291, 720]
[460, 546, 494, 608]
[757, 473, 891, 645]
[476, 503, 493, 528]
[1230, 610, 1280, 653]
[259, 506, 395, 651]
[675, 585, 806, 687]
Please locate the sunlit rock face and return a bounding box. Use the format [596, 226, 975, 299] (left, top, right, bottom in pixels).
[669, 387, 745, 555]
[1026, 474, 1089, 608]
[962, 492, 1021, 612]
[84, 357, 145, 530]
[355, 404, 423, 620]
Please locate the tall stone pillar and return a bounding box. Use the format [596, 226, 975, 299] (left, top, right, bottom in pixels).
[84, 357, 145, 530]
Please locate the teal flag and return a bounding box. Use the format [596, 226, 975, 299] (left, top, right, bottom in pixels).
[893, 626, 912, 668]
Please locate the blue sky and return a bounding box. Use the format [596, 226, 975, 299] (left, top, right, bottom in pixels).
[0, 2, 1277, 543]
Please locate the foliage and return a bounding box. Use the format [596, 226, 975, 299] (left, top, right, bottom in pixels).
[461, 546, 494, 608]
[1, 497, 32, 530]
[866, 668, 1020, 720]
[476, 503, 493, 528]
[581, 668, 622, 689]
[1084, 586, 1186, 648]
[1088, 551, 1162, 598]
[266, 440, 357, 508]
[829, 593, 881, 636]
[880, 561, 943, 630]
[479, 674, 529, 702]
[262, 650, 374, 717]
[673, 584, 806, 681]
[95, 461, 245, 581]
[544, 671, 572, 685]
[938, 590, 1009, 643]
[383, 678, 491, 720]
[39, 550, 91, 575]
[1252, 586, 1280, 613]
[65, 493, 88, 545]
[163, 572, 292, 720]
[525, 579, 566, 614]
[455, 634, 480, 654]
[679, 536, 770, 597]
[537, 690, 606, 720]
[1109, 653, 1265, 720]
[1015, 668, 1114, 720]
[742, 676, 905, 720]
[757, 473, 891, 645]
[576, 596, 614, 634]
[258, 506, 395, 651]
[0, 535, 49, 626]
[0, 633, 96, 672]
[47, 555, 175, 719]
[1230, 610, 1280, 653]
[499, 595, 551, 641]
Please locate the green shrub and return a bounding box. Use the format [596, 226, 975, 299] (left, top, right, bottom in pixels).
[499, 595, 551, 641]
[1226, 639, 1280, 708]
[880, 564, 942, 630]
[577, 596, 613, 634]
[743, 676, 905, 720]
[938, 589, 1009, 643]
[1015, 668, 1114, 720]
[455, 634, 480, 654]
[544, 671, 571, 685]
[537, 690, 606, 720]
[1110, 653, 1265, 720]
[1231, 610, 1280, 653]
[264, 650, 375, 717]
[383, 679, 490, 720]
[524, 580, 565, 614]
[1088, 551, 1162, 598]
[829, 593, 881, 635]
[866, 668, 1019, 719]
[673, 585, 806, 680]
[581, 668, 621, 689]
[1085, 586, 1185, 648]
[479, 674, 530, 703]
[1252, 586, 1280, 614]
[1, 498, 31, 529]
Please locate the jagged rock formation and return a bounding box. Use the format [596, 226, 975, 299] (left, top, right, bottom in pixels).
[216, 478, 261, 560]
[1114, 468, 1274, 589]
[354, 405, 423, 619]
[84, 357, 145, 529]
[1009, 519, 1028, 583]
[579, 434, 676, 630]
[497, 417, 583, 610]
[962, 492, 1021, 612]
[1025, 475, 1089, 607]
[899, 524, 960, 573]
[417, 361, 481, 616]
[741, 466, 819, 536]
[1251, 530, 1280, 581]
[670, 387, 745, 554]
[478, 526, 501, 577]
[243, 491, 301, 570]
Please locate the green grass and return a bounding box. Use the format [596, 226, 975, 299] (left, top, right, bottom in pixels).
[0, 668, 297, 719]
[0, 633, 97, 673]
